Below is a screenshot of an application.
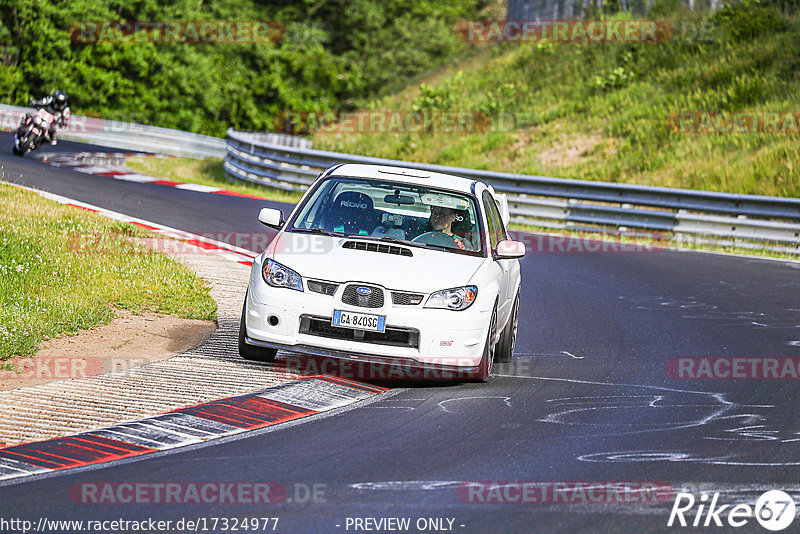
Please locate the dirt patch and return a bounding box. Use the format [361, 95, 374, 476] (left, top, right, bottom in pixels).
[537, 133, 605, 168]
[0, 310, 216, 391]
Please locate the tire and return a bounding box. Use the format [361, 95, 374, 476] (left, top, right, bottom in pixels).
[238, 292, 277, 363]
[12, 145, 20, 156]
[474, 305, 498, 382]
[495, 290, 520, 363]
[19, 136, 36, 155]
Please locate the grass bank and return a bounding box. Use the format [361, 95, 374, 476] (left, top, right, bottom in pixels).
[314, 4, 800, 198]
[0, 183, 217, 362]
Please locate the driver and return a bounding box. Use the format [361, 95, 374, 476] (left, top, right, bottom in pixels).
[429, 206, 473, 251]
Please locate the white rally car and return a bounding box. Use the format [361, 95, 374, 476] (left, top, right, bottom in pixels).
[238, 164, 524, 380]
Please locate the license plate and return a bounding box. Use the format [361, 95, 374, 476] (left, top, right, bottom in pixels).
[332, 310, 386, 333]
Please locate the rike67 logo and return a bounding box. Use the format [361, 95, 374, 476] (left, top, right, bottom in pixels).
[668, 490, 796, 531]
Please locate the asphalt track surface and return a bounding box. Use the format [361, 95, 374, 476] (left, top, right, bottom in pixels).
[1, 135, 800, 533]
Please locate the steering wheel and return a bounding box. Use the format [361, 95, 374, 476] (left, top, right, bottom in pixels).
[412, 231, 462, 248]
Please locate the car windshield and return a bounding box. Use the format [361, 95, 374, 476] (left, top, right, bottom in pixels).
[289, 176, 483, 255]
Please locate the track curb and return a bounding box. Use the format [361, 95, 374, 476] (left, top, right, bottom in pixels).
[0, 375, 385, 483]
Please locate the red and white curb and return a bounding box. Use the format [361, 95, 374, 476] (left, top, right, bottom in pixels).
[34, 151, 270, 200]
[5, 181, 259, 267]
[0, 376, 386, 482]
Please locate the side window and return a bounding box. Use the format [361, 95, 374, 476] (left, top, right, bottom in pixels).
[482, 192, 500, 250]
[493, 199, 508, 241]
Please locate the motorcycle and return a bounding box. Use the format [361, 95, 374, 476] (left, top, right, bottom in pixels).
[13, 107, 54, 156]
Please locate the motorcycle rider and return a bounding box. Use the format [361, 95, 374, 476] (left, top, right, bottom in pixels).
[28, 90, 70, 145]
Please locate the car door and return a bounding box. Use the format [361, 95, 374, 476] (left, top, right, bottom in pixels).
[482, 191, 512, 325]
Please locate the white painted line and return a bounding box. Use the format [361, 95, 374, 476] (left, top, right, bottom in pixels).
[0, 458, 49, 478]
[73, 166, 113, 174]
[113, 422, 204, 447]
[175, 183, 223, 193]
[116, 173, 160, 183]
[90, 428, 177, 450]
[146, 413, 239, 437]
[258, 379, 373, 412]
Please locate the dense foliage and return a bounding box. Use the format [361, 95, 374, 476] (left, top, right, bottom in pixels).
[318, 0, 800, 197]
[0, 0, 480, 136]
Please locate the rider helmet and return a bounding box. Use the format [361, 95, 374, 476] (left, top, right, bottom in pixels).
[53, 90, 68, 112]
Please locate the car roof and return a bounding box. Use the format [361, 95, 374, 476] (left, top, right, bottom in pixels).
[326, 164, 478, 195]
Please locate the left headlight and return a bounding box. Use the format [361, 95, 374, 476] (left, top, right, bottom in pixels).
[424, 285, 477, 311]
[262, 258, 303, 292]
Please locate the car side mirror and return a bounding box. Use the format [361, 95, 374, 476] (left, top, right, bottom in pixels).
[258, 208, 284, 230]
[495, 239, 525, 259]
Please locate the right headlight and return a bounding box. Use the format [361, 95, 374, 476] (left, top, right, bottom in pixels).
[424, 286, 477, 311]
[262, 258, 303, 292]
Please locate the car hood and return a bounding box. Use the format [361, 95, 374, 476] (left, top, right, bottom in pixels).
[266, 233, 485, 293]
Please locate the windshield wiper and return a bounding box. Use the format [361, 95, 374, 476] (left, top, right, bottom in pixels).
[292, 228, 345, 237]
[379, 236, 421, 246]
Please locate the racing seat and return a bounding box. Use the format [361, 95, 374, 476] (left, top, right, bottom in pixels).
[325, 191, 377, 235]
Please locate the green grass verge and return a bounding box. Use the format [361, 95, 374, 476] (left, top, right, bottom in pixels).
[125, 156, 303, 205]
[0, 183, 217, 361]
[314, 6, 800, 198]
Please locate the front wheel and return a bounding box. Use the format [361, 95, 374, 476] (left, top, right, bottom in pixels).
[21, 135, 37, 155]
[14, 136, 34, 156]
[495, 290, 520, 363]
[238, 292, 277, 363]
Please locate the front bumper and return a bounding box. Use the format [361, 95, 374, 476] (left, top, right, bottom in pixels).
[245, 336, 482, 380]
[244, 275, 490, 369]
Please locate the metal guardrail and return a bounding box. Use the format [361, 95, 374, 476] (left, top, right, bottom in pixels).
[1, 104, 226, 158]
[225, 128, 800, 253]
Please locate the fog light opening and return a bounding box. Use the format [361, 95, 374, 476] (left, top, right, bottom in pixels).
[267, 315, 280, 327]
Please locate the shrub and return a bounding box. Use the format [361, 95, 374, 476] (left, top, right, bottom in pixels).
[713, 0, 790, 40]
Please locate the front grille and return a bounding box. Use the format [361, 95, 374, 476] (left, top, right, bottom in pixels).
[391, 292, 424, 306]
[307, 280, 338, 296]
[342, 240, 412, 257]
[299, 315, 420, 348]
[341, 284, 385, 308]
